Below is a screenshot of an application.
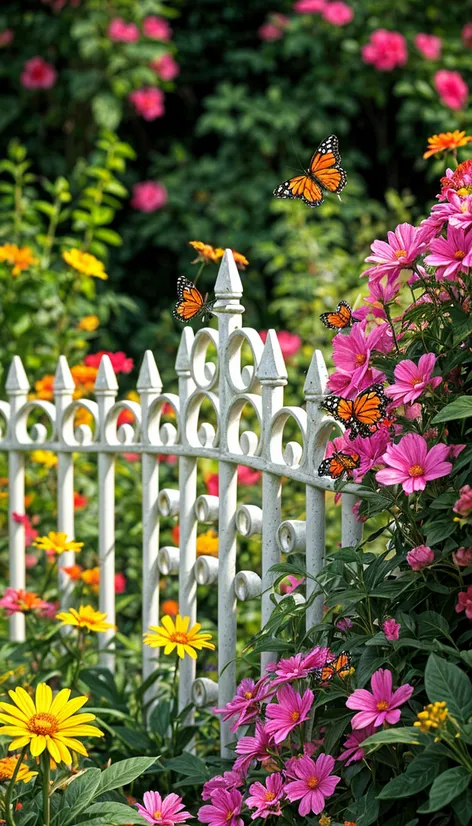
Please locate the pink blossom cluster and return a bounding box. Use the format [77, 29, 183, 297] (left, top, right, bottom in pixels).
[362, 30, 407, 71]
[108, 15, 172, 43]
[293, 0, 354, 25]
[84, 351, 134, 374]
[258, 13, 290, 42]
[0, 587, 57, 619]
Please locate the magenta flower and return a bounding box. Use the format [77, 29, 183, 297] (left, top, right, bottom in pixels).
[361, 29, 407, 71]
[214, 677, 272, 732]
[414, 33, 441, 60]
[346, 668, 413, 729]
[363, 223, 423, 282]
[271, 647, 328, 685]
[202, 771, 244, 801]
[260, 329, 302, 359]
[0, 29, 13, 47]
[456, 586, 472, 620]
[462, 23, 472, 48]
[246, 773, 285, 819]
[406, 545, 434, 571]
[327, 322, 388, 397]
[233, 722, 273, 773]
[84, 351, 133, 374]
[424, 225, 472, 281]
[385, 353, 442, 405]
[285, 754, 341, 816]
[131, 181, 168, 212]
[280, 574, 305, 594]
[258, 22, 284, 41]
[302, 646, 330, 670]
[338, 723, 376, 765]
[383, 618, 401, 640]
[449, 195, 472, 232]
[265, 684, 314, 744]
[129, 87, 165, 120]
[108, 18, 140, 43]
[136, 792, 192, 826]
[349, 429, 391, 481]
[434, 70, 468, 111]
[321, 2, 354, 26]
[375, 433, 452, 494]
[21, 56, 57, 90]
[454, 485, 472, 518]
[151, 54, 180, 81]
[143, 16, 172, 40]
[293, 0, 326, 12]
[453, 547, 472, 567]
[199, 789, 243, 826]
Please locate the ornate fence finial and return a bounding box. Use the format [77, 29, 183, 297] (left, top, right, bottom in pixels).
[304, 349, 329, 401]
[257, 330, 288, 388]
[6, 355, 30, 395]
[175, 327, 194, 378]
[137, 350, 162, 395]
[94, 354, 119, 395]
[54, 355, 75, 395]
[214, 249, 244, 312]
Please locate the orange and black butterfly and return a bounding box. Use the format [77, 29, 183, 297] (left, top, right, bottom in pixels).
[273, 135, 347, 208]
[318, 652, 351, 683]
[320, 301, 356, 331]
[318, 451, 360, 481]
[320, 384, 387, 440]
[173, 276, 215, 323]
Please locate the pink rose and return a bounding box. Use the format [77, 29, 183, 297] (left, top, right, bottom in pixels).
[452, 547, 472, 567]
[434, 70, 468, 111]
[322, 2, 354, 26]
[414, 33, 441, 60]
[114, 572, 126, 593]
[21, 56, 57, 90]
[406, 545, 434, 571]
[259, 330, 302, 359]
[456, 586, 472, 620]
[143, 16, 172, 41]
[362, 29, 407, 71]
[382, 618, 400, 640]
[454, 485, 472, 518]
[108, 18, 140, 43]
[462, 23, 472, 49]
[293, 0, 326, 12]
[129, 87, 165, 120]
[131, 181, 168, 212]
[0, 29, 14, 47]
[150, 54, 180, 81]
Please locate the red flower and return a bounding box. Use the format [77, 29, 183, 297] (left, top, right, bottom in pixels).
[114, 573, 126, 594]
[73, 492, 88, 510]
[84, 351, 134, 374]
[21, 57, 56, 89]
[129, 87, 165, 120]
[131, 181, 168, 212]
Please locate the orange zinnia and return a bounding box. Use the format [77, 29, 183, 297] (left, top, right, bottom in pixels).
[34, 375, 55, 401]
[0, 243, 38, 276]
[189, 240, 223, 263]
[423, 130, 472, 159]
[61, 564, 83, 581]
[81, 567, 100, 593]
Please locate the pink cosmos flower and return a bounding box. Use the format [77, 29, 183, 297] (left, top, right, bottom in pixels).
[452, 547, 472, 567]
[21, 56, 57, 90]
[12, 512, 39, 546]
[131, 181, 168, 212]
[199, 789, 243, 826]
[406, 545, 434, 571]
[285, 754, 341, 816]
[414, 33, 441, 60]
[439, 160, 472, 200]
[84, 351, 134, 374]
[202, 771, 244, 801]
[336, 616, 353, 632]
[293, 0, 326, 12]
[448, 195, 472, 232]
[259, 329, 302, 359]
[280, 574, 305, 594]
[424, 225, 472, 281]
[129, 87, 165, 120]
[151, 54, 180, 81]
[271, 648, 327, 686]
[246, 773, 284, 819]
[143, 16, 172, 40]
[362, 30, 407, 71]
[462, 23, 472, 49]
[338, 724, 376, 765]
[0, 29, 14, 47]
[434, 70, 468, 111]
[456, 587, 472, 620]
[233, 722, 273, 773]
[404, 402, 422, 421]
[346, 668, 413, 729]
[136, 792, 191, 826]
[39, 600, 59, 619]
[349, 429, 391, 481]
[322, 2, 354, 25]
[375, 433, 452, 495]
[214, 677, 272, 732]
[383, 618, 401, 640]
[327, 366, 386, 399]
[454, 485, 472, 518]
[385, 354, 442, 405]
[327, 322, 388, 398]
[265, 684, 314, 744]
[363, 223, 423, 281]
[108, 18, 140, 43]
[301, 646, 331, 670]
[114, 572, 126, 593]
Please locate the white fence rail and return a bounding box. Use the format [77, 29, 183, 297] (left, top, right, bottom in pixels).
[0, 250, 362, 753]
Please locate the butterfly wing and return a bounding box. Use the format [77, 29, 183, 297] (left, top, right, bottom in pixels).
[173, 276, 207, 322]
[273, 174, 324, 208]
[318, 452, 360, 480]
[320, 652, 351, 683]
[319, 395, 354, 427]
[320, 300, 353, 330]
[309, 135, 347, 195]
[349, 384, 387, 438]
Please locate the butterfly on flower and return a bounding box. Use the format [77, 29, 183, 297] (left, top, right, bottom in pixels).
[318, 450, 360, 481]
[320, 384, 387, 440]
[173, 276, 215, 323]
[320, 300, 356, 331]
[273, 135, 347, 208]
[318, 652, 351, 683]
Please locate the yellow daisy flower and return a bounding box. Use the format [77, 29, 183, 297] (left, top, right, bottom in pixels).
[55, 605, 116, 633]
[143, 614, 215, 659]
[62, 249, 108, 280]
[33, 532, 84, 555]
[0, 754, 38, 783]
[30, 450, 58, 468]
[0, 684, 103, 764]
[196, 529, 218, 558]
[78, 315, 100, 332]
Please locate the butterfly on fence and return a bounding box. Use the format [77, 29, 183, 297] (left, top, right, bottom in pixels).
[173, 276, 215, 323]
[273, 135, 347, 208]
[318, 450, 360, 481]
[320, 300, 356, 331]
[319, 384, 387, 440]
[318, 651, 352, 683]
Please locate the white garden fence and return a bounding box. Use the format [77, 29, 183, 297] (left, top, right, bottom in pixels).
[0, 250, 362, 753]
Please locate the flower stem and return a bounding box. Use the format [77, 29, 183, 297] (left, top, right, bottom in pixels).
[4, 746, 28, 826]
[41, 751, 51, 826]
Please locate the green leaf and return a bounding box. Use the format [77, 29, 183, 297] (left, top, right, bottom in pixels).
[164, 751, 208, 783]
[92, 94, 123, 131]
[377, 747, 443, 799]
[432, 396, 472, 424]
[362, 727, 424, 751]
[97, 757, 158, 795]
[452, 788, 472, 826]
[356, 785, 380, 826]
[64, 768, 101, 822]
[424, 518, 456, 546]
[77, 802, 147, 826]
[425, 654, 472, 722]
[94, 228, 123, 246]
[417, 767, 471, 813]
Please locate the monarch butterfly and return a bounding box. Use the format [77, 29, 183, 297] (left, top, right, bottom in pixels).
[319, 652, 351, 683]
[318, 451, 360, 481]
[273, 135, 347, 208]
[173, 276, 215, 323]
[320, 384, 387, 440]
[320, 300, 355, 331]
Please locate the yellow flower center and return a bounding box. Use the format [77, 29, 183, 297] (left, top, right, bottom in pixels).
[409, 464, 424, 477]
[225, 811, 234, 821]
[410, 375, 423, 386]
[153, 811, 162, 819]
[307, 776, 319, 789]
[171, 631, 190, 644]
[376, 700, 389, 711]
[265, 791, 276, 802]
[355, 353, 366, 365]
[454, 250, 466, 259]
[291, 711, 300, 722]
[394, 249, 407, 259]
[457, 186, 472, 195]
[28, 712, 58, 736]
[244, 691, 253, 699]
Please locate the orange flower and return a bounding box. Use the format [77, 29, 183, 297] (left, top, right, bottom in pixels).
[70, 365, 99, 399]
[81, 567, 100, 593]
[78, 315, 100, 332]
[161, 599, 179, 616]
[423, 130, 472, 159]
[74, 407, 94, 428]
[0, 243, 38, 276]
[62, 564, 83, 581]
[196, 529, 218, 558]
[34, 375, 55, 401]
[231, 250, 249, 270]
[189, 240, 224, 264]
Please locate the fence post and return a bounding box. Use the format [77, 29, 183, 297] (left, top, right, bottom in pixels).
[6, 357, 29, 642]
[54, 356, 76, 606]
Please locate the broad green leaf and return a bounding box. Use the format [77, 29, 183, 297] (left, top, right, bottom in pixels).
[432, 396, 472, 424]
[164, 751, 208, 783]
[362, 727, 424, 751]
[91, 94, 122, 131]
[417, 767, 471, 813]
[452, 788, 472, 826]
[377, 747, 443, 799]
[64, 768, 101, 822]
[356, 785, 380, 826]
[425, 654, 472, 722]
[97, 757, 158, 795]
